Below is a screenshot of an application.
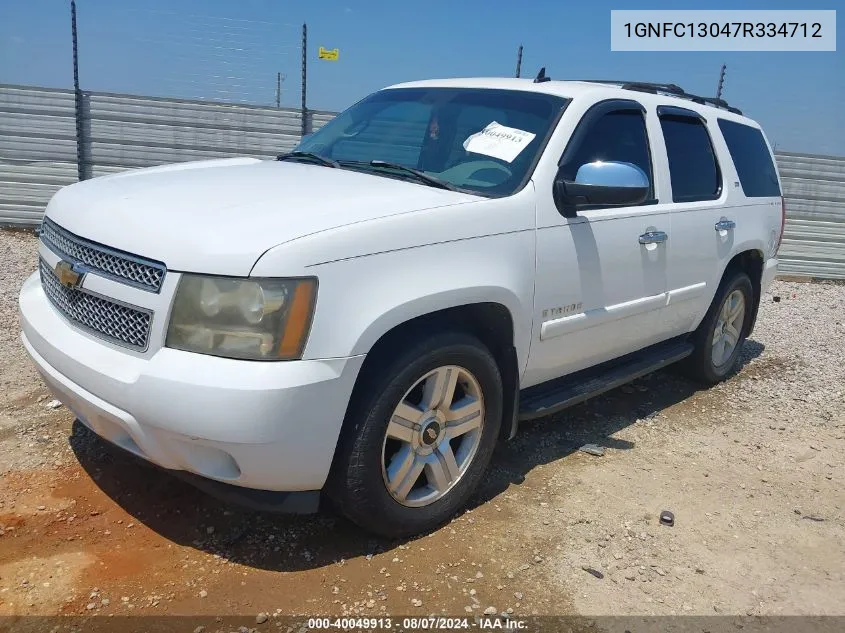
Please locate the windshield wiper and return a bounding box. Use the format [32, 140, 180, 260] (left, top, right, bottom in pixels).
[276, 151, 339, 168]
[340, 160, 458, 191]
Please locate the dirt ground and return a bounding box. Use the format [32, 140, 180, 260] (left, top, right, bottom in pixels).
[1, 229, 843, 623]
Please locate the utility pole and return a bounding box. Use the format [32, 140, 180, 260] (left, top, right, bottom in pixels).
[515, 45, 523, 78]
[716, 64, 727, 100]
[71, 0, 86, 181]
[300, 23, 308, 137]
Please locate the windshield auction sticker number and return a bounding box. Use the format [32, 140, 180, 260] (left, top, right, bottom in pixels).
[463, 122, 537, 163]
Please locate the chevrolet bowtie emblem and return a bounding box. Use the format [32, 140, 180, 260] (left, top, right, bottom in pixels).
[54, 260, 85, 288]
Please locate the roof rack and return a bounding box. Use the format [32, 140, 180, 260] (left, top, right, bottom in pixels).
[687, 95, 742, 115]
[577, 80, 685, 95]
[574, 79, 743, 115]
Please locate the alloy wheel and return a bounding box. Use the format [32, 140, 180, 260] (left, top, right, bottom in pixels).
[712, 289, 745, 367]
[380, 365, 485, 507]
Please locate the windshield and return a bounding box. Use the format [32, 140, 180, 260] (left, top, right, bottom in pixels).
[295, 88, 569, 197]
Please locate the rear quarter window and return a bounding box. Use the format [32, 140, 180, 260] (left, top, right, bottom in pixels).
[717, 119, 781, 197]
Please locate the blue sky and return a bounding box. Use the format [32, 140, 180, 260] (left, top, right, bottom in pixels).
[1, 0, 842, 154]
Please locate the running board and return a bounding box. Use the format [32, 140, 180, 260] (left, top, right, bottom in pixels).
[518, 339, 694, 421]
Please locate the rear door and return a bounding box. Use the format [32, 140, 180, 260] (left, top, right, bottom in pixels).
[655, 107, 734, 336]
[660, 109, 782, 336]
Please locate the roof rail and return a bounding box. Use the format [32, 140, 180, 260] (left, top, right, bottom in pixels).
[687, 95, 743, 115]
[574, 79, 743, 115]
[576, 80, 685, 95]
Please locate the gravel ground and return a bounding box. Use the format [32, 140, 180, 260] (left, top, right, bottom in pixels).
[0, 230, 39, 389]
[0, 228, 843, 621]
[0, 230, 42, 473]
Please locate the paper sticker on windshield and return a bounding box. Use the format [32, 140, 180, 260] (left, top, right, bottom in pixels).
[463, 122, 537, 163]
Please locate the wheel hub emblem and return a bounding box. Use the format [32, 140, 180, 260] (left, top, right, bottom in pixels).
[421, 421, 440, 446]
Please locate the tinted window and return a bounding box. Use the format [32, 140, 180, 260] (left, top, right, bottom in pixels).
[718, 119, 781, 197]
[330, 101, 430, 167]
[559, 110, 653, 196]
[297, 88, 568, 197]
[660, 116, 721, 202]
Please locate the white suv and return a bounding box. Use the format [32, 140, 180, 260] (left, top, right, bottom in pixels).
[19, 77, 783, 537]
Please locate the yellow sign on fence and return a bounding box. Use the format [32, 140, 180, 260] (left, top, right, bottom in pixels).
[318, 47, 339, 61]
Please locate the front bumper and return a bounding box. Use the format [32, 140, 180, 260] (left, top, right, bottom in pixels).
[19, 272, 365, 493]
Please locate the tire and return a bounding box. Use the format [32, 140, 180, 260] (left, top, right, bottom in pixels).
[327, 331, 503, 538]
[683, 270, 754, 385]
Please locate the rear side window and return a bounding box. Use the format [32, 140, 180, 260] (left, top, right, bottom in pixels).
[659, 116, 721, 202]
[718, 119, 781, 197]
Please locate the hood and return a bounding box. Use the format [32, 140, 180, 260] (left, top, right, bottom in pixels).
[45, 158, 478, 275]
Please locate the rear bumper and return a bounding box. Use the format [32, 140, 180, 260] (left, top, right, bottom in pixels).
[761, 257, 778, 293]
[20, 271, 365, 493]
[748, 257, 778, 336]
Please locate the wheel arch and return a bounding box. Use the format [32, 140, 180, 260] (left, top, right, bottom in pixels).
[349, 287, 527, 360]
[722, 248, 764, 335]
[341, 299, 523, 458]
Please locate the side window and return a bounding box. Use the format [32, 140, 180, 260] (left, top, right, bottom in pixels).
[659, 116, 721, 202]
[559, 110, 654, 200]
[718, 119, 781, 197]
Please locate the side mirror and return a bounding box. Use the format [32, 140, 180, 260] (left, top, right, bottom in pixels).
[554, 161, 650, 216]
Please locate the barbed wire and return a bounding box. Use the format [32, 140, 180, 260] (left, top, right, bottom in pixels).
[101, 6, 300, 105]
[123, 7, 296, 28]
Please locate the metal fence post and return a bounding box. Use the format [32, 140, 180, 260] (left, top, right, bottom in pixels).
[71, 0, 89, 181]
[300, 23, 309, 139]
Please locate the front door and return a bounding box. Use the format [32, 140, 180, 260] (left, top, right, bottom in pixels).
[524, 100, 673, 388]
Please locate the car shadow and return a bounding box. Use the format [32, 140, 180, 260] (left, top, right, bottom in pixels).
[69, 339, 765, 573]
[473, 338, 765, 507]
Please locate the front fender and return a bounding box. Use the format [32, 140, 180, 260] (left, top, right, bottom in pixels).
[249, 187, 538, 372]
[351, 285, 527, 359]
[303, 230, 536, 371]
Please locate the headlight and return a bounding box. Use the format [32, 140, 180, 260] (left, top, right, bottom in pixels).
[166, 275, 317, 360]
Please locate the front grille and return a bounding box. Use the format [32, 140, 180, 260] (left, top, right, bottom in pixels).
[40, 217, 166, 292]
[39, 259, 153, 350]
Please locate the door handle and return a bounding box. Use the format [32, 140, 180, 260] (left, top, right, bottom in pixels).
[715, 219, 736, 231]
[638, 230, 668, 245]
